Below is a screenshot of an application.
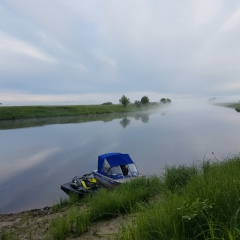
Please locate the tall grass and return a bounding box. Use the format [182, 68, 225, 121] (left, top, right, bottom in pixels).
[50, 208, 90, 239]
[164, 164, 198, 192]
[0, 230, 18, 240]
[89, 176, 166, 221]
[49, 176, 166, 239]
[118, 156, 240, 240]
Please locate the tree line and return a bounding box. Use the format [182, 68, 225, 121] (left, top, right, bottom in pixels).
[119, 95, 171, 107]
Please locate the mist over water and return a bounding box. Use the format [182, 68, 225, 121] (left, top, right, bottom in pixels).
[0, 99, 240, 213]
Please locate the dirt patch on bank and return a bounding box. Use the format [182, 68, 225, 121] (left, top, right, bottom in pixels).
[0, 207, 131, 240]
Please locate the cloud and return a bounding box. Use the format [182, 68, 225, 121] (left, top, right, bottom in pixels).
[221, 9, 240, 32]
[0, 1, 240, 99]
[0, 32, 56, 63]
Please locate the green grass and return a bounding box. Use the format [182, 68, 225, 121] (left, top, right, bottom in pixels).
[0, 230, 18, 240]
[118, 156, 240, 240]
[0, 104, 160, 120]
[49, 176, 166, 239]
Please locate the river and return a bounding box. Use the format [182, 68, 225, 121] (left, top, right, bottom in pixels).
[0, 99, 240, 214]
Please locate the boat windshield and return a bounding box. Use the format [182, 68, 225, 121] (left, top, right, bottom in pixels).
[107, 166, 122, 176]
[128, 164, 139, 176]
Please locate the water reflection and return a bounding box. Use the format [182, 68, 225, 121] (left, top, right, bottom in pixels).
[0, 111, 154, 130]
[134, 113, 150, 123]
[119, 113, 150, 128]
[119, 117, 131, 128]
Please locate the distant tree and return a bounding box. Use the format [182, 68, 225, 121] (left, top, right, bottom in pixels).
[141, 96, 149, 105]
[101, 102, 113, 105]
[134, 100, 141, 108]
[160, 98, 171, 103]
[160, 98, 166, 103]
[119, 95, 130, 107]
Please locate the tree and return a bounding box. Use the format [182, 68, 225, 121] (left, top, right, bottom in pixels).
[160, 98, 171, 103]
[141, 96, 149, 105]
[119, 95, 130, 107]
[134, 100, 141, 108]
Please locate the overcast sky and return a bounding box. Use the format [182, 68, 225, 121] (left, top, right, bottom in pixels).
[0, 0, 240, 104]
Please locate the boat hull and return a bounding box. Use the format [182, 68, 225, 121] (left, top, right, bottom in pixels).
[92, 170, 130, 188]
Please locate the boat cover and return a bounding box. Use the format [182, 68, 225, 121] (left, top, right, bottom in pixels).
[97, 153, 134, 174]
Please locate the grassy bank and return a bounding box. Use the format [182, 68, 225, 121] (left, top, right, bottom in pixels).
[0, 104, 159, 120]
[2, 155, 240, 239]
[219, 102, 240, 112]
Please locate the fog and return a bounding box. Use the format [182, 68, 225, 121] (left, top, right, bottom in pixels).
[0, 99, 240, 213]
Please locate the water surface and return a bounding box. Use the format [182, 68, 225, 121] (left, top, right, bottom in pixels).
[0, 100, 240, 213]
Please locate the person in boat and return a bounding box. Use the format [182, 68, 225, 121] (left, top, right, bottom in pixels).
[121, 165, 129, 176]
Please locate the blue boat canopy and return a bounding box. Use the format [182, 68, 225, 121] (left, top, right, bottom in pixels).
[97, 153, 135, 175]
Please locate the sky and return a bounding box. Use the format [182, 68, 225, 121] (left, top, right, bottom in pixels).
[0, 0, 240, 105]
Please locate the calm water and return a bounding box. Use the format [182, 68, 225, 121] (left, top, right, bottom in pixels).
[0, 100, 240, 214]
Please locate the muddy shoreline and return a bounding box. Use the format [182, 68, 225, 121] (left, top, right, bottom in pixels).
[0, 205, 124, 239]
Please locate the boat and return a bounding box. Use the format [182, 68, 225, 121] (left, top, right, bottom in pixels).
[61, 173, 100, 196]
[92, 152, 141, 188]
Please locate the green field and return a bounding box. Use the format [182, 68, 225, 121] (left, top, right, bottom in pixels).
[0, 104, 159, 120]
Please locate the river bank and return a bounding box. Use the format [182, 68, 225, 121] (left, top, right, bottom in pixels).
[217, 101, 240, 112]
[2, 155, 240, 239]
[0, 103, 160, 120]
[0, 206, 124, 240]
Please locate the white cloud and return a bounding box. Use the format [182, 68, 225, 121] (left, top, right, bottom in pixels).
[191, 0, 224, 26]
[221, 9, 240, 32]
[0, 32, 56, 62]
[93, 49, 117, 67]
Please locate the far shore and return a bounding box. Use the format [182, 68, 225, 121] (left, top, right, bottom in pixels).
[0, 103, 163, 121]
[217, 101, 240, 112]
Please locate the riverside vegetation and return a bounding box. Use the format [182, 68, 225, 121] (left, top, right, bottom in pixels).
[218, 102, 240, 112]
[0, 102, 163, 121]
[1, 155, 240, 239]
